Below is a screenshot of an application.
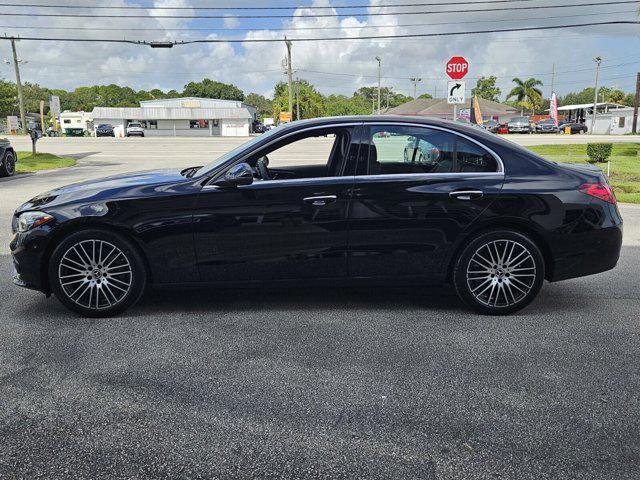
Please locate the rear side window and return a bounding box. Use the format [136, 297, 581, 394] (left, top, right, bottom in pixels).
[363, 125, 498, 175]
[456, 137, 498, 173]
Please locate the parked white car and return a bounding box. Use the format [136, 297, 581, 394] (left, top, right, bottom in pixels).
[126, 122, 145, 137]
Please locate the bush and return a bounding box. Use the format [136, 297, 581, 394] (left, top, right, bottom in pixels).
[586, 143, 613, 163]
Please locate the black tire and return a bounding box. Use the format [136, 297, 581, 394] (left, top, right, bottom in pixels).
[453, 230, 545, 315]
[48, 229, 147, 317]
[0, 150, 16, 177]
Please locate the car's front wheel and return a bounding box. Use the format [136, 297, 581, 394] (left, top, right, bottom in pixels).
[453, 230, 544, 315]
[49, 229, 147, 317]
[0, 150, 16, 177]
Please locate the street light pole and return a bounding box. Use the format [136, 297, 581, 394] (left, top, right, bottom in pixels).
[590, 56, 602, 134]
[9, 38, 27, 135]
[375, 56, 381, 114]
[285, 37, 293, 118]
[410, 77, 422, 99]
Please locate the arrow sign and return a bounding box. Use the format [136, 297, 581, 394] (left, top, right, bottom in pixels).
[447, 80, 466, 104]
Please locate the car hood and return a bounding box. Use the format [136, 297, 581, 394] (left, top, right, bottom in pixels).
[17, 169, 191, 213]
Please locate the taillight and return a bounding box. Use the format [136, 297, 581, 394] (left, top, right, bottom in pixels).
[579, 183, 617, 204]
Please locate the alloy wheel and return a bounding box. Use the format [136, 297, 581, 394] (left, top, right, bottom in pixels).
[58, 239, 132, 310]
[5, 152, 15, 175]
[466, 239, 536, 308]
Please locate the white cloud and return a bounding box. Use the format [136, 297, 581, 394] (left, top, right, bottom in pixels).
[0, 0, 637, 101]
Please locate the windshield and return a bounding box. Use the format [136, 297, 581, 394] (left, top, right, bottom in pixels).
[510, 117, 529, 123]
[539, 119, 554, 124]
[194, 126, 283, 177]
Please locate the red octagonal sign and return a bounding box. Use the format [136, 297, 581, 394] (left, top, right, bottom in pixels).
[446, 56, 469, 80]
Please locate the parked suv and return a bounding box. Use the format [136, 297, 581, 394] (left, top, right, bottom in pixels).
[96, 124, 115, 137]
[507, 116, 533, 134]
[0, 138, 16, 177]
[126, 122, 144, 137]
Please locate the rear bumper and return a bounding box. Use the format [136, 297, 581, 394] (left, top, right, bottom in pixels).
[549, 224, 623, 282]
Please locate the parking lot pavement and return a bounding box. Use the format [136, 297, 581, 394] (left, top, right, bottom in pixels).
[0, 206, 638, 479]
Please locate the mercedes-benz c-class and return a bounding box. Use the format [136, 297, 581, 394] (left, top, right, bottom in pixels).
[10, 116, 622, 317]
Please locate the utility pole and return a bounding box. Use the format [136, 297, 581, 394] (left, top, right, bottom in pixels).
[632, 72, 640, 134]
[590, 56, 602, 134]
[285, 37, 293, 118]
[10, 38, 27, 135]
[550, 63, 555, 97]
[375, 56, 381, 114]
[410, 77, 422, 99]
[295, 77, 300, 120]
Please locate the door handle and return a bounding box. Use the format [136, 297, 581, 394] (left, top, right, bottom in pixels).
[303, 195, 337, 206]
[449, 190, 483, 201]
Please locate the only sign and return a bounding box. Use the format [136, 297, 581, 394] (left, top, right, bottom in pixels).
[446, 56, 469, 80]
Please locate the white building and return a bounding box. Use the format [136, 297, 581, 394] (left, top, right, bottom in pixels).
[60, 111, 93, 133]
[91, 97, 258, 137]
[585, 107, 635, 135]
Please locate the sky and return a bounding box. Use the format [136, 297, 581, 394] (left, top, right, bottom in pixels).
[0, 0, 638, 101]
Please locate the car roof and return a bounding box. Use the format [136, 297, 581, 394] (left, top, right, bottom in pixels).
[275, 115, 526, 158]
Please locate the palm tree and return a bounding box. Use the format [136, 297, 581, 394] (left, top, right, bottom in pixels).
[506, 78, 544, 115]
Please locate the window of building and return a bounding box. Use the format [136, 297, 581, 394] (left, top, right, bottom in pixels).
[364, 125, 497, 175]
[619, 117, 626, 128]
[212, 119, 219, 127]
[63, 119, 71, 124]
[143, 120, 158, 129]
[190, 120, 209, 129]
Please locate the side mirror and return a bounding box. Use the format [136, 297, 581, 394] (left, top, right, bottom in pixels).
[220, 162, 254, 187]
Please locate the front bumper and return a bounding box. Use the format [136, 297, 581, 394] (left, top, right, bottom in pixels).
[10, 225, 55, 293]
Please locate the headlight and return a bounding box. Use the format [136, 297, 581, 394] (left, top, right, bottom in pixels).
[17, 211, 53, 232]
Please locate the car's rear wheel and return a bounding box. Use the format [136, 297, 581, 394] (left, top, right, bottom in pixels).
[0, 150, 16, 177]
[49, 229, 147, 317]
[453, 230, 544, 315]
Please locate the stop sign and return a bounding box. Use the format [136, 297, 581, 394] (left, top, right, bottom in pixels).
[446, 56, 469, 80]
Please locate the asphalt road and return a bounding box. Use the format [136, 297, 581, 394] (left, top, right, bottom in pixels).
[1, 136, 639, 479]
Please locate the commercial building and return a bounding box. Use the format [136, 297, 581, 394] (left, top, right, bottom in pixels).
[586, 107, 635, 134]
[386, 97, 518, 123]
[91, 97, 258, 137]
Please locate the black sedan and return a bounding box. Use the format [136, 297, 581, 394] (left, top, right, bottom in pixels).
[559, 121, 588, 134]
[95, 124, 115, 137]
[535, 119, 558, 134]
[0, 138, 16, 177]
[10, 116, 622, 317]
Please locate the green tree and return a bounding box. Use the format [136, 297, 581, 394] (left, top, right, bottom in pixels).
[324, 94, 371, 116]
[471, 76, 501, 102]
[182, 78, 244, 100]
[506, 77, 544, 114]
[245, 92, 272, 118]
[354, 86, 412, 110]
[273, 80, 325, 120]
[0, 78, 17, 117]
[418, 93, 433, 100]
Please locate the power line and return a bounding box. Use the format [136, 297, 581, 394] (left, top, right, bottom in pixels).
[0, 10, 633, 34]
[1, 21, 638, 46]
[1, 1, 637, 19]
[0, 0, 548, 9]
